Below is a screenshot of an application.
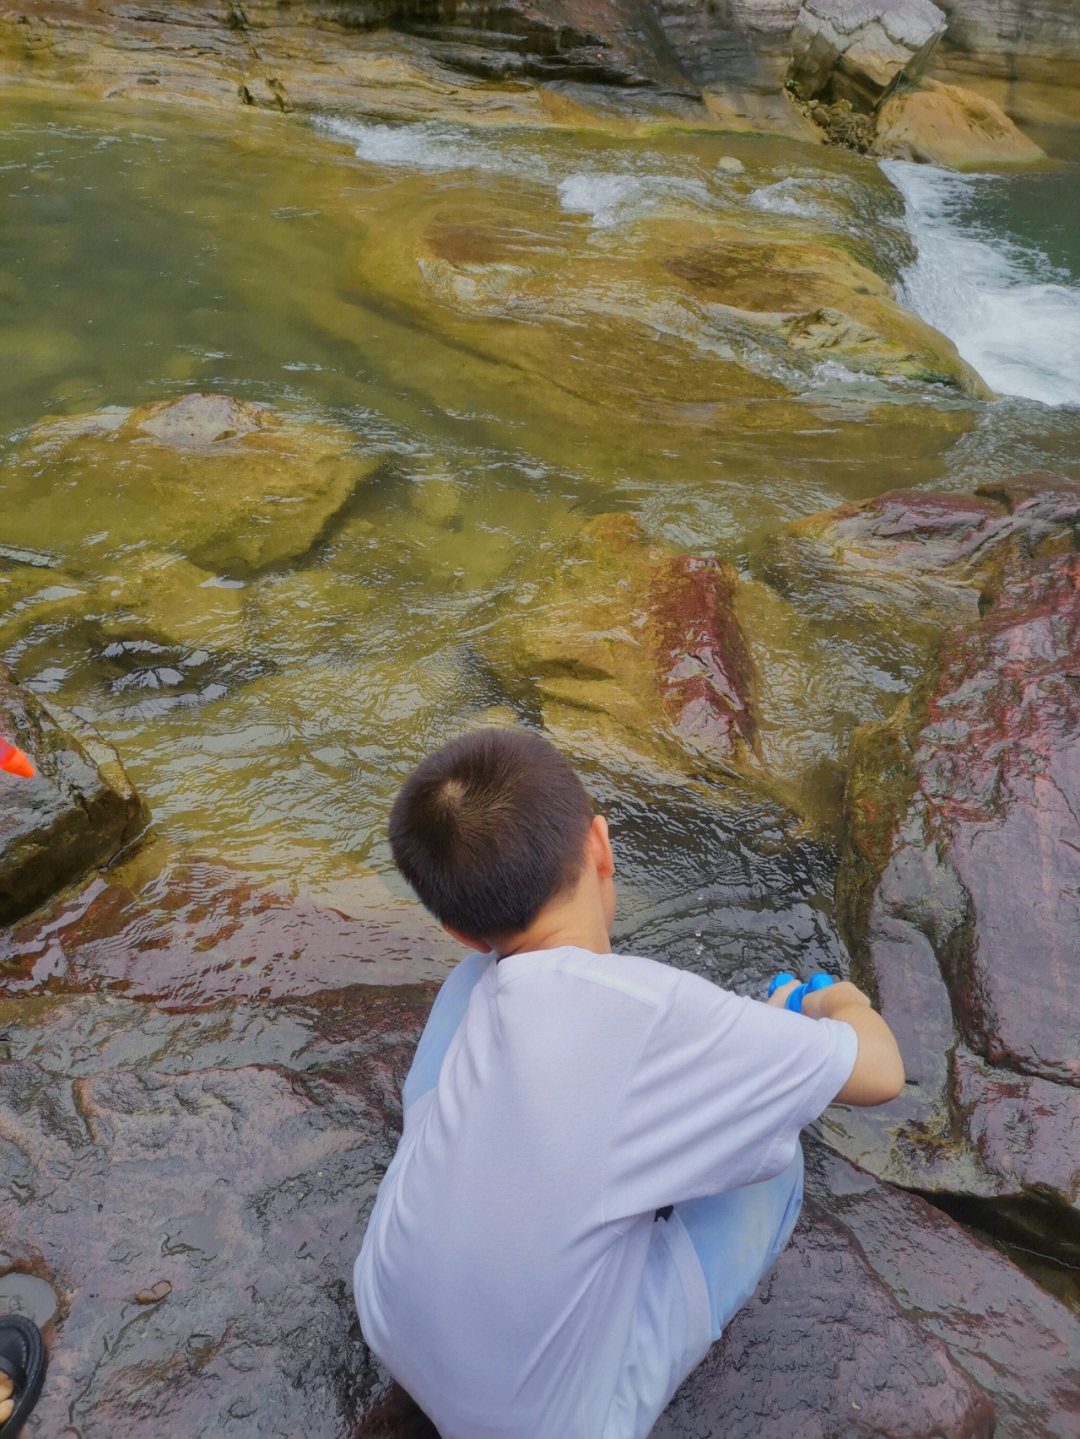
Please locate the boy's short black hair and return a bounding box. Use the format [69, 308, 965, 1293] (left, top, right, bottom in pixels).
[388, 728, 594, 941]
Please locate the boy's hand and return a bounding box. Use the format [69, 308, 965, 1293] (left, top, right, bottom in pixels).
[765, 974, 903, 1105]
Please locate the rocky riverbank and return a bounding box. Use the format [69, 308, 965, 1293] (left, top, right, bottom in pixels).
[2, 0, 1075, 154]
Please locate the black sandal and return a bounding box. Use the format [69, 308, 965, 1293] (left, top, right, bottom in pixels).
[0, 1316, 46, 1439]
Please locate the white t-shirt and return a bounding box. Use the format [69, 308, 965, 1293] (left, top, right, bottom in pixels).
[354, 946, 857, 1439]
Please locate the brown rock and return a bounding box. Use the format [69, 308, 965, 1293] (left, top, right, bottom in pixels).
[875, 79, 1046, 167]
[0, 664, 147, 924]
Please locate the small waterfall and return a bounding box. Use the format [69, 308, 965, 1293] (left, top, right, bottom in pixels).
[882, 158, 1080, 408]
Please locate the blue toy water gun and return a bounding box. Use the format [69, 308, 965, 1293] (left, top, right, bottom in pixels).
[767, 972, 836, 1013]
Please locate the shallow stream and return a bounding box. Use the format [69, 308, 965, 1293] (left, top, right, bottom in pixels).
[2, 90, 1079, 986]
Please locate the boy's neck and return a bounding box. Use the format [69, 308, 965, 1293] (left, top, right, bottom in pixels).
[495, 883, 612, 960]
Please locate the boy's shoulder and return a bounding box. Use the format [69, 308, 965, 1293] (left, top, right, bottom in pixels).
[500, 945, 720, 1014]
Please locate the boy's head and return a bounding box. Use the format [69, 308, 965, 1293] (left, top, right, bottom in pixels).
[389, 728, 610, 949]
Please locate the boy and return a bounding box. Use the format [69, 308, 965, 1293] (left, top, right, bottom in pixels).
[354, 729, 904, 1439]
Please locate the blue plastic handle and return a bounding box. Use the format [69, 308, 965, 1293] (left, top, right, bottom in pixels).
[767, 972, 796, 998]
[769, 971, 836, 1012]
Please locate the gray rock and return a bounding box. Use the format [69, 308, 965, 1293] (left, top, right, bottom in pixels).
[790, 0, 948, 109]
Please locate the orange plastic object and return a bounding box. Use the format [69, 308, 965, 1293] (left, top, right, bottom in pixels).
[0, 738, 35, 779]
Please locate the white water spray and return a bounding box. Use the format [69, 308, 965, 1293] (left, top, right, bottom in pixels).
[883, 159, 1080, 408]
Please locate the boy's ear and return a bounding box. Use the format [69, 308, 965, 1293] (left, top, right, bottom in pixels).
[588, 814, 615, 880]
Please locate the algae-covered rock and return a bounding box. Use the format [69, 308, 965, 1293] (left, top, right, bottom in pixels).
[875, 79, 1046, 167]
[349, 188, 988, 403]
[0, 663, 148, 923]
[482, 513, 762, 783]
[1, 394, 383, 577]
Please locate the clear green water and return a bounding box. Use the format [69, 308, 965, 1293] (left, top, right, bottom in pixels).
[2, 92, 1079, 962]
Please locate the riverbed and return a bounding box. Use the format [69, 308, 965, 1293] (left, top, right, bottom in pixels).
[2, 89, 1078, 972]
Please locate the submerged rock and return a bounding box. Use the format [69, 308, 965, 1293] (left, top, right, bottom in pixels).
[0, 664, 147, 923]
[2, 394, 383, 578]
[482, 513, 762, 785]
[767, 475, 1080, 639]
[875, 78, 1046, 167]
[790, 0, 948, 111]
[828, 545, 1080, 1252]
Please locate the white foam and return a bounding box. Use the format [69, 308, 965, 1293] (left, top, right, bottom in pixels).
[557, 170, 712, 229]
[316, 115, 489, 173]
[882, 159, 1080, 407]
[744, 177, 828, 219]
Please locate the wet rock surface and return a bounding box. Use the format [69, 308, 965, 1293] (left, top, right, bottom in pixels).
[0, 664, 147, 924]
[1, 791, 1078, 1436]
[768, 474, 1080, 640]
[5, 874, 1080, 1436]
[827, 533, 1080, 1252]
[1, 394, 383, 578]
[0, 850, 453, 1007]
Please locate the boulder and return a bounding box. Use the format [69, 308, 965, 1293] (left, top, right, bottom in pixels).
[483, 513, 762, 782]
[828, 546, 1080, 1253]
[1, 395, 383, 578]
[0, 664, 147, 924]
[790, 0, 948, 110]
[875, 79, 1046, 167]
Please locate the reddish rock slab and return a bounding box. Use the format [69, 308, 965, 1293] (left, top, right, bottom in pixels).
[655, 1199, 993, 1439]
[807, 1144, 1080, 1439]
[0, 664, 148, 924]
[843, 550, 1080, 1088]
[0, 1036, 1006, 1439]
[952, 1051, 1080, 1212]
[648, 553, 757, 755]
[831, 546, 1080, 1249]
[0, 1055, 413, 1438]
[0, 851, 454, 1008]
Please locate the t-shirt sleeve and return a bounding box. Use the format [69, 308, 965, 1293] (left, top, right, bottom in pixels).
[605, 968, 858, 1220]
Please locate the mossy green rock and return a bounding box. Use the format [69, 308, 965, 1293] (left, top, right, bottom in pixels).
[1, 394, 383, 578]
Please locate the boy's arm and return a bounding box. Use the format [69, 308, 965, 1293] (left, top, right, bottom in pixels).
[769, 979, 904, 1107]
